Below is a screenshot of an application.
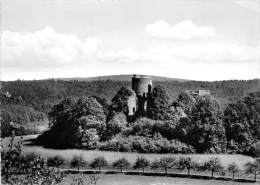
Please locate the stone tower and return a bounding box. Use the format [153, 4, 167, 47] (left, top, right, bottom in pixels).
[131, 75, 152, 116]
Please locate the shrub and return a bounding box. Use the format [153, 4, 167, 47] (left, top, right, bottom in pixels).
[227, 162, 240, 180]
[112, 157, 130, 172]
[98, 135, 195, 154]
[178, 157, 196, 176]
[244, 160, 259, 182]
[90, 156, 108, 172]
[133, 156, 150, 173]
[47, 155, 65, 168]
[151, 157, 177, 175]
[70, 155, 87, 172]
[205, 158, 223, 178]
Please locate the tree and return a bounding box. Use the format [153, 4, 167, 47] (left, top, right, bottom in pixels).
[37, 96, 106, 148]
[47, 155, 65, 168]
[104, 113, 128, 140]
[177, 92, 196, 115]
[205, 158, 223, 178]
[1, 134, 22, 182]
[1, 136, 64, 185]
[151, 157, 176, 175]
[133, 156, 150, 173]
[183, 96, 226, 153]
[112, 157, 130, 173]
[147, 85, 171, 120]
[244, 160, 259, 181]
[90, 156, 108, 172]
[70, 155, 87, 172]
[224, 93, 260, 156]
[178, 157, 195, 176]
[227, 162, 240, 180]
[109, 87, 136, 117]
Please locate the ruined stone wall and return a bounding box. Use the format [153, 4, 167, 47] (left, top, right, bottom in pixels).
[127, 95, 137, 116]
[132, 75, 152, 97]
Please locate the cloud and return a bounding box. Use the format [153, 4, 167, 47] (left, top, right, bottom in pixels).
[2, 26, 102, 68]
[234, 0, 260, 12]
[146, 20, 216, 40]
[1, 26, 259, 81]
[100, 42, 259, 65]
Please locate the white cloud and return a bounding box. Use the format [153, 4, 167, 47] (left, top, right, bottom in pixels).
[146, 20, 216, 40]
[234, 0, 260, 12]
[2, 26, 102, 68]
[1, 26, 259, 81]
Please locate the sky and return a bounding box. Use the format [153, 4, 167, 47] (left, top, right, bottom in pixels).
[1, 0, 260, 81]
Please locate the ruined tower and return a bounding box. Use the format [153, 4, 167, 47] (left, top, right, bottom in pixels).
[131, 75, 152, 116]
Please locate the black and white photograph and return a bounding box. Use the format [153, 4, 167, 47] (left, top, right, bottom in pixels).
[1, 0, 260, 184]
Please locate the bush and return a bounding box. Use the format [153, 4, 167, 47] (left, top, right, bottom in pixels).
[205, 158, 223, 178]
[47, 155, 65, 168]
[70, 155, 87, 172]
[112, 157, 130, 172]
[133, 156, 150, 173]
[90, 156, 108, 172]
[98, 134, 195, 154]
[1, 136, 64, 184]
[151, 157, 177, 175]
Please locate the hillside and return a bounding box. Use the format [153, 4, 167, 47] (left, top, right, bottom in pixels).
[53, 74, 188, 82]
[1, 75, 260, 137]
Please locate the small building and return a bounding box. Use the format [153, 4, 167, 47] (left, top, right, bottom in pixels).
[185, 89, 210, 96]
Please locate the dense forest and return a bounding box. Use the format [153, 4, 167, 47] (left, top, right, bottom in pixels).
[1, 78, 260, 138]
[35, 84, 260, 156]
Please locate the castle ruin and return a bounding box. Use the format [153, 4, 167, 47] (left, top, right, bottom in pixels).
[128, 75, 152, 117]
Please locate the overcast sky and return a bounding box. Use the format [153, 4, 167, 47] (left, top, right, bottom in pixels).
[1, 0, 260, 81]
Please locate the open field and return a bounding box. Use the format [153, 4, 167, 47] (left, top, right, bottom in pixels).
[1, 135, 256, 170]
[60, 174, 259, 185]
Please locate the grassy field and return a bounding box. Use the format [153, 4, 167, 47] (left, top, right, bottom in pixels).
[1, 135, 256, 171]
[60, 174, 258, 185]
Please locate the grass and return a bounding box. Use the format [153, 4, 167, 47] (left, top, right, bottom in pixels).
[60, 174, 257, 185]
[1, 135, 256, 170]
[1, 135, 259, 183]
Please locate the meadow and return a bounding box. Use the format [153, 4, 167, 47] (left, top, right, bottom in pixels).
[1, 135, 255, 170]
[60, 174, 258, 185]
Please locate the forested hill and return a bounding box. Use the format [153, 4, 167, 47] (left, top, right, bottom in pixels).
[1, 78, 260, 137]
[1, 78, 260, 111]
[52, 74, 188, 82]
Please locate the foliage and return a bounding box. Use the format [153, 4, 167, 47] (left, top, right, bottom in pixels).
[178, 157, 196, 175]
[205, 158, 224, 178]
[2, 78, 260, 137]
[90, 156, 108, 171]
[224, 92, 260, 156]
[4, 78, 259, 157]
[1, 94, 47, 137]
[181, 96, 227, 153]
[98, 134, 195, 153]
[151, 157, 177, 174]
[47, 155, 65, 168]
[103, 112, 128, 140]
[112, 157, 130, 172]
[147, 85, 171, 120]
[1, 135, 64, 184]
[227, 162, 240, 180]
[244, 160, 259, 181]
[133, 156, 150, 173]
[37, 96, 106, 148]
[177, 92, 197, 114]
[70, 174, 101, 185]
[70, 155, 87, 171]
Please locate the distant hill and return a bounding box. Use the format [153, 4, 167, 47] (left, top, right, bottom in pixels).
[53, 74, 188, 82]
